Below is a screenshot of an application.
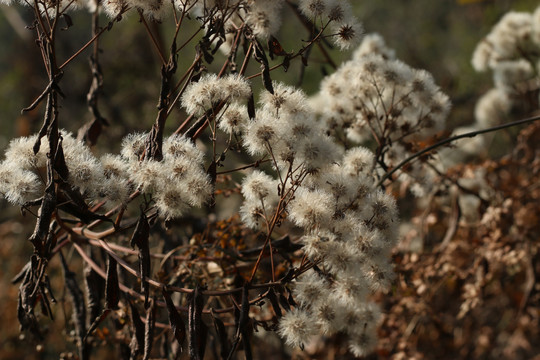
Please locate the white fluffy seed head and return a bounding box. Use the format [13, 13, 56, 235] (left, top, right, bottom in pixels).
[121, 133, 147, 161]
[98, 177, 132, 208]
[129, 159, 165, 193]
[259, 82, 309, 115]
[277, 308, 317, 348]
[472, 10, 537, 72]
[218, 103, 249, 135]
[4, 135, 48, 171]
[493, 59, 535, 90]
[101, 154, 130, 181]
[348, 329, 377, 357]
[181, 171, 212, 207]
[129, 0, 170, 20]
[343, 147, 375, 176]
[299, 0, 327, 18]
[0, 162, 41, 205]
[242, 112, 280, 156]
[241, 170, 276, 203]
[245, 0, 284, 39]
[154, 187, 190, 219]
[331, 16, 363, 50]
[181, 74, 223, 115]
[61, 134, 105, 196]
[181, 74, 251, 115]
[353, 32, 395, 60]
[102, 0, 128, 18]
[474, 88, 511, 128]
[163, 134, 204, 164]
[288, 187, 333, 228]
[301, 230, 339, 260]
[293, 271, 331, 306]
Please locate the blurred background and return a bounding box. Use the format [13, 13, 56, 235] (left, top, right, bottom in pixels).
[0, 0, 538, 359]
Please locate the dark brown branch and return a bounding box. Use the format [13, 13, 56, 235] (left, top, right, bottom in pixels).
[377, 114, 540, 187]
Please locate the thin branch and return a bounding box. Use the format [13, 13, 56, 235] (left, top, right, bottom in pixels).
[376, 114, 540, 187]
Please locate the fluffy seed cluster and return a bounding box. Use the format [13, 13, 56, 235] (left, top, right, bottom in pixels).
[472, 7, 540, 128]
[299, 0, 363, 50]
[3, 0, 363, 57]
[314, 34, 450, 147]
[122, 134, 212, 218]
[244, 0, 285, 39]
[0, 135, 44, 205]
[440, 6, 540, 169]
[0, 131, 210, 219]
[278, 153, 397, 355]
[237, 83, 398, 357]
[242, 82, 342, 174]
[310, 33, 450, 195]
[181, 74, 251, 116]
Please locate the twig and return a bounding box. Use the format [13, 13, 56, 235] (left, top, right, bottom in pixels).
[376, 114, 540, 187]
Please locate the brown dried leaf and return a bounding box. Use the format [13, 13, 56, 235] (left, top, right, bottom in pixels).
[188, 286, 206, 360]
[143, 299, 156, 360]
[130, 212, 151, 308]
[105, 254, 119, 310]
[60, 253, 88, 360]
[162, 288, 186, 349]
[129, 301, 145, 359]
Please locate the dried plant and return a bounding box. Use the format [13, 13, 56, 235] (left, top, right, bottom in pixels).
[0, 1, 539, 360]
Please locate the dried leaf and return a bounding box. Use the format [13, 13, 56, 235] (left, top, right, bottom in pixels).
[301, 54, 308, 67]
[211, 310, 229, 360]
[265, 288, 282, 319]
[12, 261, 31, 284]
[105, 254, 119, 310]
[84, 309, 111, 344]
[60, 253, 89, 360]
[53, 138, 70, 181]
[278, 293, 291, 311]
[253, 41, 273, 94]
[227, 283, 252, 360]
[162, 288, 186, 349]
[239, 284, 252, 360]
[188, 286, 206, 360]
[247, 93, 256, 120]
[129, 301, 145, 359]
[84, 251, 103, 325]
[286, 287, 297, 307]
[269, 36, 287, 57]
[57, 183, 109, 223]
[207, 160, 217, 209]
[143, 299, 156, 360]
[61, 13, 73, 30]
[29, 173, 56, 257]
[17, 264, 42, 340]
[79, 118, 105, 147]
[282, 55, 291, 72]
[130, 212, 151, 308]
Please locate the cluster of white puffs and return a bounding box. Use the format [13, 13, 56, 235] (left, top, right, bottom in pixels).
[0, 1, 449, 357]
[0, 0, 363, 50]
[0, 131, 212, 218]
[310, 33, 451, 196]
[441, 6, 540, 168]
[313, 33, 451, 146]
[0, 50, 400, 358]
[201, 76, 398, 355]
[472, 5, 540, 129]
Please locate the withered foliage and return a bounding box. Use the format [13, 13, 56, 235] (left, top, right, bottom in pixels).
[377, 123, 540, 360]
